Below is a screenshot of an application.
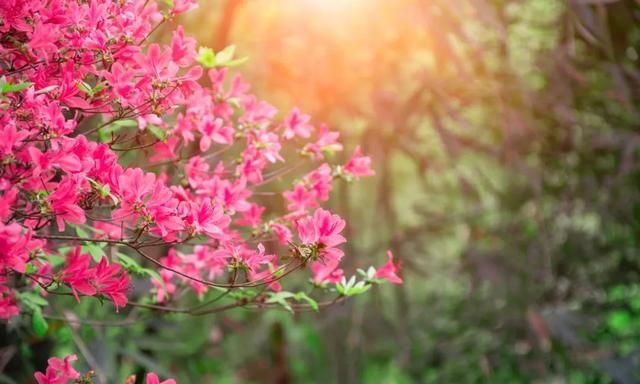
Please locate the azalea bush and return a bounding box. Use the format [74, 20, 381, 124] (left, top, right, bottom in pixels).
[0, 0, 402, 382]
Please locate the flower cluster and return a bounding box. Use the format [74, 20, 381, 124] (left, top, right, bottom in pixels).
[34, 354, 175, 384]
[34, 355, 81, 384]
[0, 0, 399, 336]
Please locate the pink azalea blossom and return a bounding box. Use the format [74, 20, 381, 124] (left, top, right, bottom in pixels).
[343, 146, 375, 178]
[60, 248, 130, 309]
[170, 0, 198, 15]
[376, 251, 403, 284]
[297, 208, 346, 265]
[311, 262, 344, 284]
[186, 199, 230, 239]
[283, 184, 318, 212]
[46, 176, 86, 232]
[283, 107, 314, 139]
[34, 355, 80, 384]
[0, 277, 19, 319]
[304, 123, 343, 159]
[237, 203, 265, 228]
[146, 372, 177, 384]
[93, 257, 130, 310]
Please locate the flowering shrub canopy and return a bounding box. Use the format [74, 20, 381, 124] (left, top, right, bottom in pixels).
[0, 0, 401, 380]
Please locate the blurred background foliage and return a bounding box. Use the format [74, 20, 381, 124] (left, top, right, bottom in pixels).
[5, 0, 640, 383]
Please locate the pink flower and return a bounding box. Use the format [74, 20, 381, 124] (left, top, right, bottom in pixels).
[271, 223, 292, 245]
[0, 277, 19, 319]
[232, 244, 282, 291]
[252, 130, 283, 163]
[145, 183, 184, 239]
[28, 22, 58, 55]
[220, 178, 252, 213]
[93, 222, 123, 240]
[240, 96, 277, 125]
[102, 62, 135, 105]
[237, 203, 265, 228]
[170, 0, 198, 15]
[283, 184, 318, 212]
[376, 251, 403, 284]
[304, 123, 343, 159]
[297, 208, 346, 248]
[304, 164, 333, 202]
[0, 188, 17, 222]
[311, 262, 344, 284]
[283, 107, 313, 139]
[60, 248, 130, 309]
[61, 248, 97, 301]
[198, 116, 233, 151]
[0, 223, 39, 273]
[46, 177, 86, 232]
[297, 208, 346, 263]
[343, 146, 375, 178]
[186, 199, 230, 239]
[116, 168, 156, 207]
[170, 26, 196, 67]
[34, 354, 80, 384]
[146, 372, 176, 384]
[93, 257, 130, 311]
[185, 156, 210, 188]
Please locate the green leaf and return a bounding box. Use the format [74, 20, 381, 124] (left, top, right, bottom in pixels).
[215, 44, 248, 68]
[98, 119, 137, 142]
[111, 119, 138, 129]
[348, 282, 371, 296]
[229, 288, 258, 300]
[147, 124, 166, 141]
[197, 45, 248, 69]
[215, 45, 236, 63]
[92, 81, 106, 94]
[77, 81, 93, 96]
[1, 80, 33, 94]
[294, 292, 319, 311]
[24, 263, 37, 274]
[82, 243, 105, 262]
[47, 254, 65, 268]
[32, 310, 48, 337]
[221, 57, 249, 68]
[116, 252, 141, 270]
[266, 291, 296, 313]
[17, 292, 49, 310]
[140, 268, 161, 281]
[335, 277, 371, 297]
[75, 225, 90, 239]
[197, 47, 217, 68]
[116, 253, 165, 291]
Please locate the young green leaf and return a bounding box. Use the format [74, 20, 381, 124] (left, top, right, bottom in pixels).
[215, 45, 236, 64]
[147, 124, 167, 141]
[82, 243, 105, 262]
[197, 47, 217, 68]
[1, 80, 33, 94]
[266, 291, 296, 313]
[32, 309, 48, 337]
[294, 292, 319, 311]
